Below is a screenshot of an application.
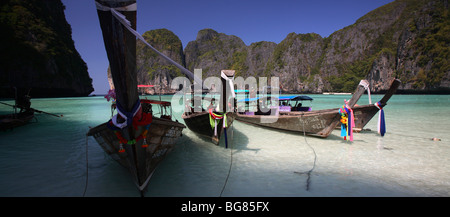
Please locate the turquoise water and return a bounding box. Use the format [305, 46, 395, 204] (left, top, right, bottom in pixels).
[1, 94, 449, 197]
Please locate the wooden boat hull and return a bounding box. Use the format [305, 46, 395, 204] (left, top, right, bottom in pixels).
[93, 0, 190, 194]
[236, 79, 401, 137]
[87, 116, 185, 192]
[182, 111, 235, 144]
[236, 108, 340, 137]
[0, 111, 34, 131]
[235, 80, 369, 138]
[236, 105, 381, 136]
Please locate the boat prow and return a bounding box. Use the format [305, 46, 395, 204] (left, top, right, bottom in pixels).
[87, 106, 185, 192]
[90, 0, 186, 195]
[352, 78, 401, 132]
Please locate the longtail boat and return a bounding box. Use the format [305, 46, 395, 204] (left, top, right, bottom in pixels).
[235, 79, 400, 138]
[87, 0, 186, 195]
[1, 94, 34, 131]
[182, 70, 236, 146]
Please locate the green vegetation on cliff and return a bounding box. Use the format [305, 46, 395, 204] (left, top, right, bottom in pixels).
[323, 0, 449, 92]
[138, 29, 184, 79]
[135, 0, 449, 94]
[0, 0, 93, 97]
[142, 28, 183, 54]
[134, 28, 185, 94]
[410, 0, 449, 88]
[230, 50, 248, 77]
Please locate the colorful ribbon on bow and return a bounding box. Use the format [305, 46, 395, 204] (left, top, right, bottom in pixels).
[209, 109, 227, 137]
[106, 100, 154, 153]
[374, 101, 386, 136]
[208, 108, 230, 148]
[338, 100, 354, 141]
[114, 124, 152, 153]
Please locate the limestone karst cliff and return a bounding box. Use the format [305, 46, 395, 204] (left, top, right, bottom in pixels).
[0, 0, 94, 98]
[122, 0, 449, 94]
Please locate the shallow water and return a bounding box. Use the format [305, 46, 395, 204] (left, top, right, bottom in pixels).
[1, 94, 449, 197]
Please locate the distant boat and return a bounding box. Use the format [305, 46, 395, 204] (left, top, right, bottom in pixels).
[235, 79, 401, 138]
[87, 0, 185, 196]
[182, 70, 236, 146]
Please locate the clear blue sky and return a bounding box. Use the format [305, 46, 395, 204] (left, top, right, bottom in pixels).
[62, 0, 394, 95]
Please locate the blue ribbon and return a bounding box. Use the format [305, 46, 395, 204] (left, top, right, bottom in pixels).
[379, 108, 386, 136]
[375, 101, 386, 137]
[115, 99, 141, 128]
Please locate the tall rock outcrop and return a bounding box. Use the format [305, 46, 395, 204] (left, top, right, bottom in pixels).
[246, 41, 277, 78]
[0, 0, 94, 98]
[183, 29, 277, 83]
[184, 29, 247, 78]
[266, 0, 449, 93]
[136, 28, 185, 94]
[386, 0, 450, 93]
[108, 28, 185, 95]
[264, 33, 325, 93]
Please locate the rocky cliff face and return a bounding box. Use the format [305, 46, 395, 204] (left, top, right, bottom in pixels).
[266, 0, 449, 93]
[136, 29, 185, 95]
[131, 0, 448, 94]
[184, 29, 247, 78]
[264, 33, 326, 93]
[329, 0, 449, 94]
[108, 28, 185, 95]
[388, 0, 450, 93]
[0, 0, 94, 98]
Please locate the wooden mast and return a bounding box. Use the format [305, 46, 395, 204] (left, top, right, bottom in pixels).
[95, 0, 143, 194]
[96, 0, 138, 112]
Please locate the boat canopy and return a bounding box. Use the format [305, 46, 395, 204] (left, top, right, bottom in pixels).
[278, 95, 313, 101]
[237, 95, 313, 102]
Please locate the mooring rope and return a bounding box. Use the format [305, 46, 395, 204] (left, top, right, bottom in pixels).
[220, 124, 234, 197]
[294, 115, 317, 191]
[83, 134, 89, 197]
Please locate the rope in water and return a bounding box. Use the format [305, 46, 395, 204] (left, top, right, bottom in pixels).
[294, 114, 317, 191]
[220, 124, 234, 197]
[83, 134, 89, 197]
